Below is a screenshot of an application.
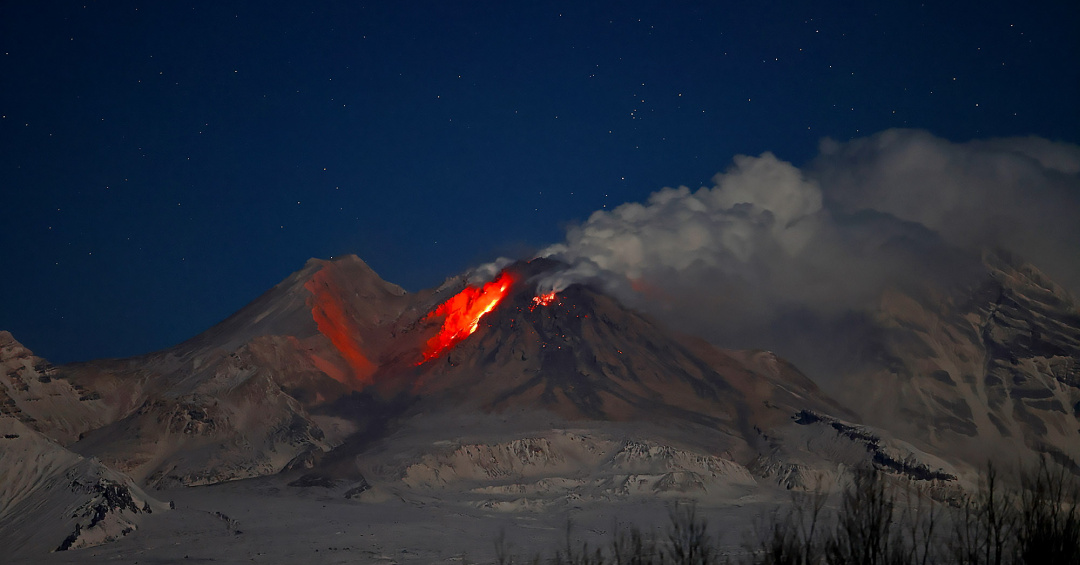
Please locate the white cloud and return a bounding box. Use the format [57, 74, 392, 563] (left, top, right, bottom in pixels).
[545, 151, 825, 281]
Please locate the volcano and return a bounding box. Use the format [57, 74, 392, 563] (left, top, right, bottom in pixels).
[41, 254, 858, 489]
[3, 253, 1078, 560]
[390, 258, 847, 437]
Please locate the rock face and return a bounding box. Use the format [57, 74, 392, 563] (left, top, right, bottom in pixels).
[839, 251, 1080, 474]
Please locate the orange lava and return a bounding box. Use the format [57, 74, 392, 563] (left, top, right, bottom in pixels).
[305, 272, 376, 385]
[530, 291, 558, 311]
[418, 271, 516, 363]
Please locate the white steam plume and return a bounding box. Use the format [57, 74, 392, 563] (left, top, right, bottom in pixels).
[537, 129, 1080, 379]
[467, 257, 514, 285]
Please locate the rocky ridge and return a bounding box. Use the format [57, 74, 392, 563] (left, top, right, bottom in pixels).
[839, 251, 1080, 473]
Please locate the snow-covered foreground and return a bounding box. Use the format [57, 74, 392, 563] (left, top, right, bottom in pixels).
[3, 413, 959, 563]
[24, 473, 779, 564]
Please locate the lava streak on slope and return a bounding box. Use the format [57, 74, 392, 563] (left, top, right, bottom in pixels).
[418, 271, 516, 364]
[305, 271, 376, 386]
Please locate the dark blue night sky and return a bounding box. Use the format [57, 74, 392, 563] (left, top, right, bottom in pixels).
[2, 1, 1078, 363]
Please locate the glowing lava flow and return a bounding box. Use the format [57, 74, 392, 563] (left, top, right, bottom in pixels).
[418, 271, 516, 364]
[530, 291, 558, 311]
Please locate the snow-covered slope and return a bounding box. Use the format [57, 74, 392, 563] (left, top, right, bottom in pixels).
[839, 251, 1080, 474]
[369, 427, 761, 513]
[54, 256, 409, 487]
[0, 417, 167, 559]
[0, 331, 110, 444]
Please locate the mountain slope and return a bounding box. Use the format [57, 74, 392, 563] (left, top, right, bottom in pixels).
[403, 261, 849, 444]
[54, 256, 410, 486]
[839, 251, 1080, 473]
[0, 331, 110, 445]
[0, 403, 166, 557]
[38, 256, 869, 489]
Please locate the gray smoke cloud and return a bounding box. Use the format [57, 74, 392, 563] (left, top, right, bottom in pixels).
[537, 128, 1080, 382]
[815, 129, 1080, 294]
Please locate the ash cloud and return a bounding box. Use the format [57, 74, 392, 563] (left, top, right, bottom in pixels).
[815, 129, 1080, 293]
[539, 129, 1080, 383]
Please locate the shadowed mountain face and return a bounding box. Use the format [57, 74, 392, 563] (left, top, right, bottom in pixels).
[838, 251, 1080, 473]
